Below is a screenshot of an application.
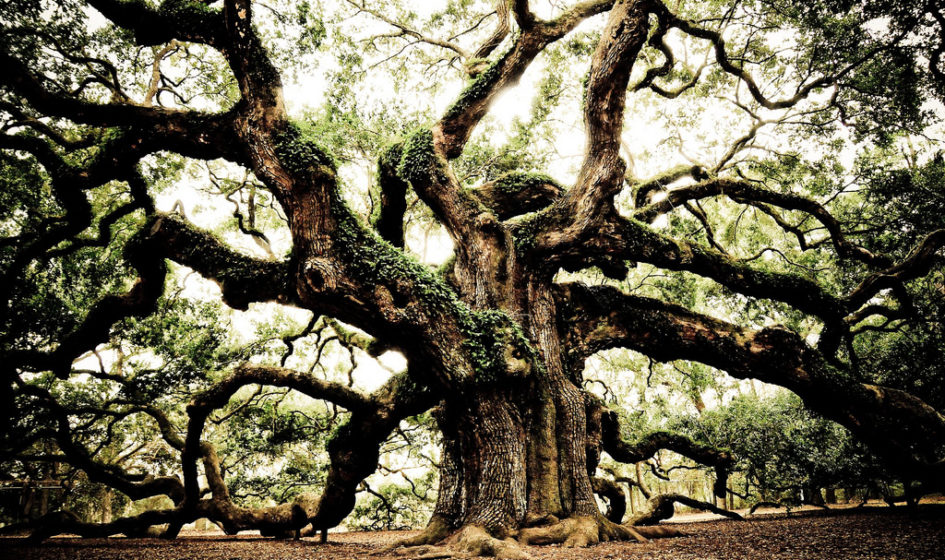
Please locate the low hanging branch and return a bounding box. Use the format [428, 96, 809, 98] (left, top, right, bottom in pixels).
[583, 394, 741, 528]
[591, 476, 627, 523]
[561, 282, 945, 489]
[586, 396, 735, 500]
[20, 364, 436, 542]
[630, 493, 745, 526]
[9, 382, 187, 505]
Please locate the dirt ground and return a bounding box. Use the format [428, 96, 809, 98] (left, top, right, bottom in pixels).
[2, 505, 944, 560]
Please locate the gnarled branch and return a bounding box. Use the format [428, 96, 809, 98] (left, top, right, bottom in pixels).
[629, 493, 744, 525]
[557, 281, 945, 486]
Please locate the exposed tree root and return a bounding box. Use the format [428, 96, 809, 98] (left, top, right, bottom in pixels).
[517, 515, 647, 547]
[380, 514, 454, 551]
[387, 517, 646, 559]
[599, 517, 650, 543]
[392, 525, 531, 560]
[633, 525, 685, 538]
[382, 514, 686, 559]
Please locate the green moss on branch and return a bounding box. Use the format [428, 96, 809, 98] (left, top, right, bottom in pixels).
[274, 122, 337, 176]
[492, 171, 561, 194]
[443, 54, 507, 122]
[396, 129, 436, 185]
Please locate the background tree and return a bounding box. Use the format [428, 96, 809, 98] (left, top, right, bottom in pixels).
[2, 0, 945, 557]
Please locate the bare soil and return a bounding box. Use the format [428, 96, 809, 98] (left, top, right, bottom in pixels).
[2, 505, 943, 560]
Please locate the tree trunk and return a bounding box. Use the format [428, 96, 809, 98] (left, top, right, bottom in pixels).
[102, 488, 113, 524]
[806, 487, 825, 506]
[844, 487, 857, 504]
[429, 352, 604, 535]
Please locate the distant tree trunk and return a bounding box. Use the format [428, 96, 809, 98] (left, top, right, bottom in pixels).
[21, 486, 34, 521]
[102, 488, 113, 523]
[844, 487, 857, 503]
[39, 489, 49, 517]
[805, 486, 824, 506]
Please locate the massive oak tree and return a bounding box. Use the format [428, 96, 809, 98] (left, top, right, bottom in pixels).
[2, 0, 945, 555]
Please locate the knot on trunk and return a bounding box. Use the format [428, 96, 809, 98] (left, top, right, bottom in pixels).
[301, 257, 341, 293]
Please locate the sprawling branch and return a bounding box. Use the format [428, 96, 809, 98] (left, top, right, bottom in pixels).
[535, 174, 943, 332]
[22, 495, 310, 541]
[10, 383, 186, 504]
[557, 282, 945, 486]
[552, 213, 847, 321]
[846, 229, 945, 309]
[604, 430, 733, 497]
[585, 396, 734, 498]
[629, 13, 707, 100]
[385, 2, 620, 278]
[85, 0, 225, 47]
[557, 0, 649, 222]
[137, 213, 296, 310]
[631, 164, 710, 209]
[652, 3, 884, 111]
[4, 229, 167, 378]
[0, 48, 234, 151]
[3, 211, 295, 383]
[306, 372, 435, 530]
[12, 366, 351, 541]
[633, 177, 892, 267]
[514, 0, 653, 279]
[171, 361, 435, 536]
[25, 508, 187, 541]
[629, 493, 744, 525]
[0, 101, 97, 150]
[0, 133, 96, 295]
[434, 0, 615, 158]
[189, 364, 371, 415]
[179, 363, 372, 513]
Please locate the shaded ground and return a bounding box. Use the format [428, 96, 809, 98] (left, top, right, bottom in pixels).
[2, 505, 944, 560]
